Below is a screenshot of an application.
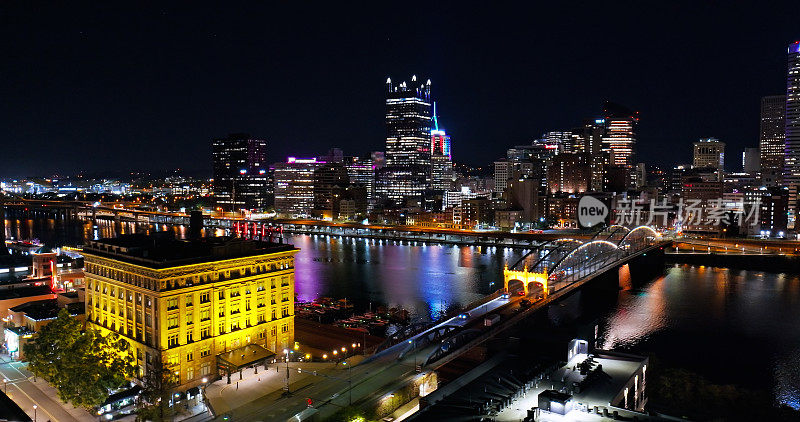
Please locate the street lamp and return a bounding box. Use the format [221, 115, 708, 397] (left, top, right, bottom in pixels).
[3, 377, 7, 394]
[32, 405, 37, 422]
[283, 349, 291, 394]
[201, 377, 208, 412]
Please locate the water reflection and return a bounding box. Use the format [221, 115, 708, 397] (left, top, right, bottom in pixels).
[290, 235, 524, 320]
[601, 265, 800, 409]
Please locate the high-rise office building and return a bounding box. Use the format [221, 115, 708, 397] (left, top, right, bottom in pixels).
[430, 102, 453, 191]
[743, 147, 760, 173]
[343, 156, 375, 206]
[601, 102, 638, 188]
[693, 138, 725, 171]
[212, 134, 269, 211]
[785, 42, 800, 185]
[784, 42, 800, 227]
[312, 162, 350, 216]
[378, 76, 433, 205]
[541, 131, 575, 153]
[571, 119, 606, 191]
[601, 102, 638, 167]
[273, 157, 322, 218]
[547, 153, 591, 194]
[760, 95, 786, 185]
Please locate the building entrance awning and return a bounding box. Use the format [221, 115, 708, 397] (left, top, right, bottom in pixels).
[216, 344, 276, 372]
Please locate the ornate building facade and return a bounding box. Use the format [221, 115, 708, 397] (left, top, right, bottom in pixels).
[82, 233, 297, 390]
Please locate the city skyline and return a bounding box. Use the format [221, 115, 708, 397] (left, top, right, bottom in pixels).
[1, 3, 799, 178]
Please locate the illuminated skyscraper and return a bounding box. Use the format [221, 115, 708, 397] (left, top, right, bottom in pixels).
[601, 102, 638, 187]
[602, 102, 637, 166]
[377, 76, 433, 205]
[785, 42, 800, 185]
[273, 157, 322, 218]
[759, 95, 785, 185]
[784, 41, 800, 227]
[430, 103, 453, 191]
[692, 138, 725, 171]
[212, 134, 269, 211]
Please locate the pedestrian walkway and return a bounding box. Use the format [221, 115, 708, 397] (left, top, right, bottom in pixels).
[206, 357, 360, 416]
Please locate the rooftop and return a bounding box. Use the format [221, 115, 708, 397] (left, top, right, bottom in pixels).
[0, 389, 31, 422]
[82, 232, 296, 269]
[10, 299, 84, 321]
[0, 285, 53, 301]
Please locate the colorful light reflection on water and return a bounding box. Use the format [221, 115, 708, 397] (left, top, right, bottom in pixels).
[601, 265, 800, 409]
[290, 235, 525, 321]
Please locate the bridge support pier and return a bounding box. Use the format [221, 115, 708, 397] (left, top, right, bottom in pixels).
[503, 265, 548, 295]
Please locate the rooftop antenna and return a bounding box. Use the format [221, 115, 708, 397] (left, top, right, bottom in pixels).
[433, 102, 439, 131]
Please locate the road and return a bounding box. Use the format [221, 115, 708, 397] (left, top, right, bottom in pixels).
[216, 296, 514, 421]
[0, 356, 98, 422]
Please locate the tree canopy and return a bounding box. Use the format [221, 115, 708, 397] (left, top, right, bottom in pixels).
[24, 308, 137, 410]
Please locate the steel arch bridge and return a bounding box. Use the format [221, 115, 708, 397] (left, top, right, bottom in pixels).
[503, 225, 661, 294]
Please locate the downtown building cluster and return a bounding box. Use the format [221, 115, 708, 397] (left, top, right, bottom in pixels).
[208, 45, 800, 237]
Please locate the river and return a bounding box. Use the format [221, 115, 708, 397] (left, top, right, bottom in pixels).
[4, 219, 800, 408]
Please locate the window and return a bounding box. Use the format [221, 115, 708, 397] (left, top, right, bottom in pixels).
[257, 282, 265, 292]
[200, 362, 211, 376]
[200, 292, 210, 303]
[271, 326, 277, 337]
[185, 295, 193, 307]
[218, 291, 225, 300]
[200, 347, 211, 358]
[167, 315, 179, 329]
[167, 298, 178, 310]
[257, 313, 266, 323]
[200, 309, 210, 321]
[219, 323, 225, 334]
[186, 351, 194, 362]
[230, 289, 240, 298]
[271, 310, 276, 320]
[282, 307, 289, 318]
[218, 305, 225, 317]
[145, 314, 153, 327]
[186, 311, 193, 325]
[201, 326, 211, 339]
[167, 355, 179, 367]
[168, 334, 179, 348]
[186, 332, 193, 343]
[230, 322, 239, 331]
[257, 298, 265, 308]
[245, 302, 251, 311]
[187, 366, 194, 381]
[282, 324, 288, 333]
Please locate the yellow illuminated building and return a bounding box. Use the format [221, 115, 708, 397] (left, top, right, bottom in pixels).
[82, 233, 297, 389]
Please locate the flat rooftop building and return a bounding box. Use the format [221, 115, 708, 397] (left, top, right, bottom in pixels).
[82, 232, 298, 390]
[495, 339, 650, 421]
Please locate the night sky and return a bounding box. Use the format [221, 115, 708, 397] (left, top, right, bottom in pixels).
[2, 2, 799, 177]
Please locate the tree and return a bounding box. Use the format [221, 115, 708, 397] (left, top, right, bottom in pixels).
[24, 308, 137, 410]
[136, 357, 178, 422]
